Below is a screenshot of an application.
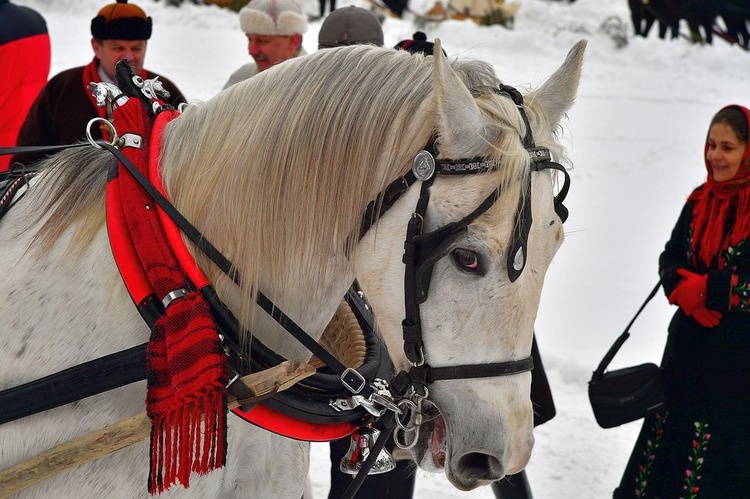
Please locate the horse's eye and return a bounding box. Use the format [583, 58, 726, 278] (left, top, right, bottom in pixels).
[451, 247, 483, 274]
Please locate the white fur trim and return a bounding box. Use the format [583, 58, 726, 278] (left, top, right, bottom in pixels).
[239, 0, 308, 36]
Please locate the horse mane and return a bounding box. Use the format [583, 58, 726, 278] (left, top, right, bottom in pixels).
[28, 45, 539, 332]
[26, 146, 111, 256]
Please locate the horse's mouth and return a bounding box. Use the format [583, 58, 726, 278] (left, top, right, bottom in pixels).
[414, 401, 447, 471]
[430, 411, 447, 469]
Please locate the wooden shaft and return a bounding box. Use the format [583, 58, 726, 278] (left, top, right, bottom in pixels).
[0, 360, 315, 498]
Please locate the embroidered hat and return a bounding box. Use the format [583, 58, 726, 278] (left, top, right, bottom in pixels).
[91, 0, 152, 40]
[395, 31, 445, 56]
[239, 0, 308, 36]
[318, 6, 383, 49]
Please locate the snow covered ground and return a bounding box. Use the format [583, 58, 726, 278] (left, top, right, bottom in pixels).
[16, 0, 750, 496]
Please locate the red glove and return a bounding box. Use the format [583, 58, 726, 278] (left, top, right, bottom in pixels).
[668, 268, 708, 313]
[669, 268, 722, 327]
[692, 306, 722, 328]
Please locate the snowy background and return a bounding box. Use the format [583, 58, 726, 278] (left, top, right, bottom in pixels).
[13, 0, 749, 496]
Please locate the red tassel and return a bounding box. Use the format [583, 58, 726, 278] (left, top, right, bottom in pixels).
[146, 296, 228, 494]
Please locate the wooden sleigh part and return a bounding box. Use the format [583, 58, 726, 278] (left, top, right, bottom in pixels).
[0, 360, 315, 499]
[366, 0, 520, 27]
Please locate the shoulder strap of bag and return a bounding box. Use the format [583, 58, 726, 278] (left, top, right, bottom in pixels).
[591, 279, 662, 381]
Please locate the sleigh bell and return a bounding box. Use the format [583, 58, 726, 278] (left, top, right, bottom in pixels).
[340, 427, 396, 475]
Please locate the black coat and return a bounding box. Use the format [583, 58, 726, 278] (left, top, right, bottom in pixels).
[615, 194, 750, 498]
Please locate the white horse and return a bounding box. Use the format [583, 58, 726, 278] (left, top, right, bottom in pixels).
[0, 40, 585, 498]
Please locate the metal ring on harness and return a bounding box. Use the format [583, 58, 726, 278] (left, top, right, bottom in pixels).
[85, 118, 118, 150]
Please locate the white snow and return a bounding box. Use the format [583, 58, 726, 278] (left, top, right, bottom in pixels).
[15, 0, 750, 496]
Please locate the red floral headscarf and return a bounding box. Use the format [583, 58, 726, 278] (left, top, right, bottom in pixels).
[689, 104, 750, 268]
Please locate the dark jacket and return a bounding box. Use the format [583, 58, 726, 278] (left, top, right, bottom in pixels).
[12, 60, 185, 167]
[615, 193, 750, 498]
[0, 0, 50, 171]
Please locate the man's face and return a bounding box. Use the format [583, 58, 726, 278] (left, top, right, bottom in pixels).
[246, 33, 301, 72]
[91, 38, 147, 81]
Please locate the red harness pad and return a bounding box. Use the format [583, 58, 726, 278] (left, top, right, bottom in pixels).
[105, 100, 227, 494]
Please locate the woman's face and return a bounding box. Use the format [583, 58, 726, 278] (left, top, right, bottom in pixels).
[707, 122, 747, 183]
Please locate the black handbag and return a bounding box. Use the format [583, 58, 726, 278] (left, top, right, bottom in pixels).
[588, 281, 666, 429]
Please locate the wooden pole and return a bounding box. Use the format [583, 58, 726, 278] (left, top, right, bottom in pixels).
[0, 360, 316, 498]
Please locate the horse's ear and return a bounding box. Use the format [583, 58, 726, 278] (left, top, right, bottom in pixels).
[528, 40, 587, 126]
[432, 38, 488, 158]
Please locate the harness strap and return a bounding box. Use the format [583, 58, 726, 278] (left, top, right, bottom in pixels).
[0, 345, 147, 425]
[0, 171, 37, 220]
[0, 142, 89, 157]
[416, 357, 534, 383]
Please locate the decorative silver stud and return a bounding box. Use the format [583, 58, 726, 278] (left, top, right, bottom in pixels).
[412, 150, 436, 181]
[512, 247, 525, 271]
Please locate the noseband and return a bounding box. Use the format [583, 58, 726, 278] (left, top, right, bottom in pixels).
[360, 84, 570, 402]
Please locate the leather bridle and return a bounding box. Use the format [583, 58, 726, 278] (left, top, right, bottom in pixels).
[360, 84, 571, 403]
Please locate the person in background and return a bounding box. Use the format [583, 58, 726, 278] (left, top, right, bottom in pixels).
[317, 6, 383, 49]
[614, 105, 750, 498]
[12, 0, 185, 167]
[222, 0, 307, 89]
[0, 0, 50, 171]
[394, 31, 444, 55]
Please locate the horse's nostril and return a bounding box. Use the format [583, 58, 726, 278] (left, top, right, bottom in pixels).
[456, 452, 505, 483]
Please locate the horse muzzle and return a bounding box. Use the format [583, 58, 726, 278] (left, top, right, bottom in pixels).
[412, 393, 534, 491]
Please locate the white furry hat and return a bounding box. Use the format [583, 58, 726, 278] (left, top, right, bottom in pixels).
[239, 0, 308, 36]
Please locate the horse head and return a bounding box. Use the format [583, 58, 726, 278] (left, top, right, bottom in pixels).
[156, 40, 585, 493]
[354, 40, 586, 489]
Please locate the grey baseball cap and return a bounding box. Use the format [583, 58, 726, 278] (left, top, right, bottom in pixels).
[318, 6, 384, 49]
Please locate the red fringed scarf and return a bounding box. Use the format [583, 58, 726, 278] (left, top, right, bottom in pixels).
[689, 105, 750, 268]
[106, 97, 228, 494]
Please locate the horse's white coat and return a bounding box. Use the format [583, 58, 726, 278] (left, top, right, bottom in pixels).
[0, 41, 585, 497]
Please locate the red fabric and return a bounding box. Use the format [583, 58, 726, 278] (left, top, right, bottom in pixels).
[231, 405, 357, 442]
[689, 105, 750, 268]
[106, 98, 228, 494]
[0, 33, 50, 171]
[149, 112, 211, 290]
[105, 164, 154, 304]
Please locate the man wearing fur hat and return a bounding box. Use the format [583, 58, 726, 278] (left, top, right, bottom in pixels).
[222, 0, 308, 89]
[12, 0, 185, 167]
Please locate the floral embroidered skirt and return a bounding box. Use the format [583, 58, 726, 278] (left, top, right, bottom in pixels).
[614, 315, 750, 498]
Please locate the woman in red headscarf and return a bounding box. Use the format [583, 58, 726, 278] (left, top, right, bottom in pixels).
[615, 105, 750, 498]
